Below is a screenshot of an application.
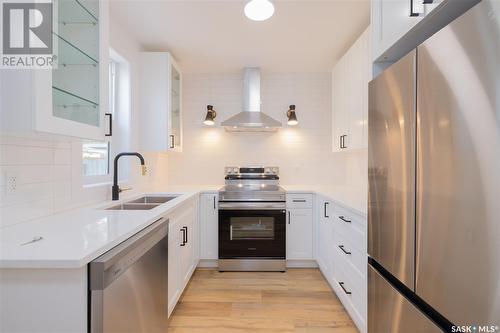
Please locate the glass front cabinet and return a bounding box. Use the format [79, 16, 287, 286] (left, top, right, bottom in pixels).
[139, 52, 182, 152]
[1, 0, 109, 140]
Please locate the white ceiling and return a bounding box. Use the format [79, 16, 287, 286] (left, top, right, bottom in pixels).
[110, 0, 370, 74]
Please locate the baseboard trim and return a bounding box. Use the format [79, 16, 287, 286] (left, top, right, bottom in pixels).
[286, 260, 318, 268]
[198, 259, 319, 269]
[198, 259, 218, 268]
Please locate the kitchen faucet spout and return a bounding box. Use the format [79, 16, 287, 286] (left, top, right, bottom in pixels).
[112, 152, 147, 201]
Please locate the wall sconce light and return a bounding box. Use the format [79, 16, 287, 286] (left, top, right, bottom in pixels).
[287, 105, 298, 126]
[203, 105, 217, 126]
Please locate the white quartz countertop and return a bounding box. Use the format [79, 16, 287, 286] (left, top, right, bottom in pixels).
[0, 191, 201, 269]
[0, 185, 365, 269]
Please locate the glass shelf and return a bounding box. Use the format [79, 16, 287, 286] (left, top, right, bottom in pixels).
[55, 33, 98, 66]
[58, 0, 98, 25]
[52, 86, 100, 126]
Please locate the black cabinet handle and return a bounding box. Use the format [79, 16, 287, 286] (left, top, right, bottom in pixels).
[339, 282, 352, 295]
[293, 199, 306, 203]
[338, 245, 351, 255]
[410, 0, 430, 16]
[339, 216, 351, 223]
[180, 228, 186, 246]
[324, 202, 329, 218]
[288, 211, 291, 225]
[213, 196, 216, 210]
[340, 135, 347, 149]
[169, 135, 175, 149]
[105, 113, 112, 137]
[184, 226, 188, 244]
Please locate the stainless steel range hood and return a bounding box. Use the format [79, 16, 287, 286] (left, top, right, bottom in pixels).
[221, 68, 282, 132]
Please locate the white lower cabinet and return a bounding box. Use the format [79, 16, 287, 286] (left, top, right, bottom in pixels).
[167, 197, 199, 317]
[330, 202, 367, 332]
[199, 193, 218, 260]
[286, 193, 314, 261]
[286, 208, 313, 260]
[315, 194, 367, 333]
[316, 195, 333, 278]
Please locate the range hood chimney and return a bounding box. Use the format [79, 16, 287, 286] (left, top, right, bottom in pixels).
[221, 68, 282, 132]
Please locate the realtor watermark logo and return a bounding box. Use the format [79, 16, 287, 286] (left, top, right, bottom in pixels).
[1, 0, 56, 68]
[452, 325, 499, 333]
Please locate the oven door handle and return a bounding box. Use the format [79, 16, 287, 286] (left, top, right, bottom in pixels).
[218, 202, 286, 210]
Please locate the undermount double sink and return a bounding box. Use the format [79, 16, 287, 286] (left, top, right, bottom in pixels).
[106, 196, 178, 210]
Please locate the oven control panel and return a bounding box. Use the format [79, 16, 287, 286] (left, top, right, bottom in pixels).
[225, 166, 279, 176]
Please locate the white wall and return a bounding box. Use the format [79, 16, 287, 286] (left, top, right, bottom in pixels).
[0, 14, 168, 229]
[167, 73, 346, 187]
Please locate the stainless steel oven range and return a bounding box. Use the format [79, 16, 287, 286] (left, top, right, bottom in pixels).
[218, 166, 286, 272]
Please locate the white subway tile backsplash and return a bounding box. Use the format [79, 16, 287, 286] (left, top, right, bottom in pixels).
[53, 148, 71, 165]
[0, 199, 53, 228]
[0, 145, 54, 166]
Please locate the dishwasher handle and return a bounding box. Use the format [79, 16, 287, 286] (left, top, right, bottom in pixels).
[89, 216, 168, 291]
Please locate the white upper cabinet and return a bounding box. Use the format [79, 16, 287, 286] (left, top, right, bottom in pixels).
[332, 27, 371, 152]
[1, 0, 109, 140]
[371, 0, 442, 62]
[139, 52, 182, 152]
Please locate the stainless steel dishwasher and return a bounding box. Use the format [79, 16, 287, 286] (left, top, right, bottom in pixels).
[89, 217, 168, 333]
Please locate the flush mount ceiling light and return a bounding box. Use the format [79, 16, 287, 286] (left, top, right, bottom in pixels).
[287, 105, 298, 126]
[244, 0, 275, 21]
[204, 105, 217, 126]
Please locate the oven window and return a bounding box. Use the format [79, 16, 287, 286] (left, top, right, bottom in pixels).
[230, 217, 275, 240]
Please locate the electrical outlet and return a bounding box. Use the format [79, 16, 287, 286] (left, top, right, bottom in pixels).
[6, 174, 17, 193]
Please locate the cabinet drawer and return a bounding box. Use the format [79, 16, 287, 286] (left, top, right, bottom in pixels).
[332, 247, 367, 325]
[332, 205, 366, 253]
[333, 232, 367, 278]
[286, 193, 313, 208]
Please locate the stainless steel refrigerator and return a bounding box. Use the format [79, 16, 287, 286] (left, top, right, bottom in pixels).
[368, 1, 500, 332]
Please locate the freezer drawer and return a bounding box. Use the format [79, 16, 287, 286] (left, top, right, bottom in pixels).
[415, 0, 500, 327]
[368, 264, 441, 333]
[368, 50, 416, 289]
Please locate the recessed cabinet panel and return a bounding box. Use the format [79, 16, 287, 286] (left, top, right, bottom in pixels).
[286, 208, 313, 260]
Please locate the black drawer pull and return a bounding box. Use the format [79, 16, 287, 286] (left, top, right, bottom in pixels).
[338, 245, 351, 255]
[339, 216, 351, 223]
[339, 282, 352, 295]
[292, 199, 307, 203]
[324, 202, 329, 218]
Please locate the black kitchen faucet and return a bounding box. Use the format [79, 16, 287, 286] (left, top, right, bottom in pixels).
[112, 152, 147, 200]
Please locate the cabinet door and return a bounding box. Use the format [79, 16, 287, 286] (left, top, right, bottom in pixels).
[317, 199, 333, 277]
[346, 38, 364, 150]
[332, 57, 348, 152]
[287, 209, 313, 260]
[372, 0, 423, 61]
[168, 59, 182, 152]
[36, 0, 108, 140]
[200, 194, 218, 260]
[180, 208, 197, 288]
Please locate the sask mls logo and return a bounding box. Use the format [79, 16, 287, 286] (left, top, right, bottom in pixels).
[1, 0, 55, 68]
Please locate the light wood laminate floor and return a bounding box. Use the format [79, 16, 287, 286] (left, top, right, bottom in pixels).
[168, 268, 358, 333]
